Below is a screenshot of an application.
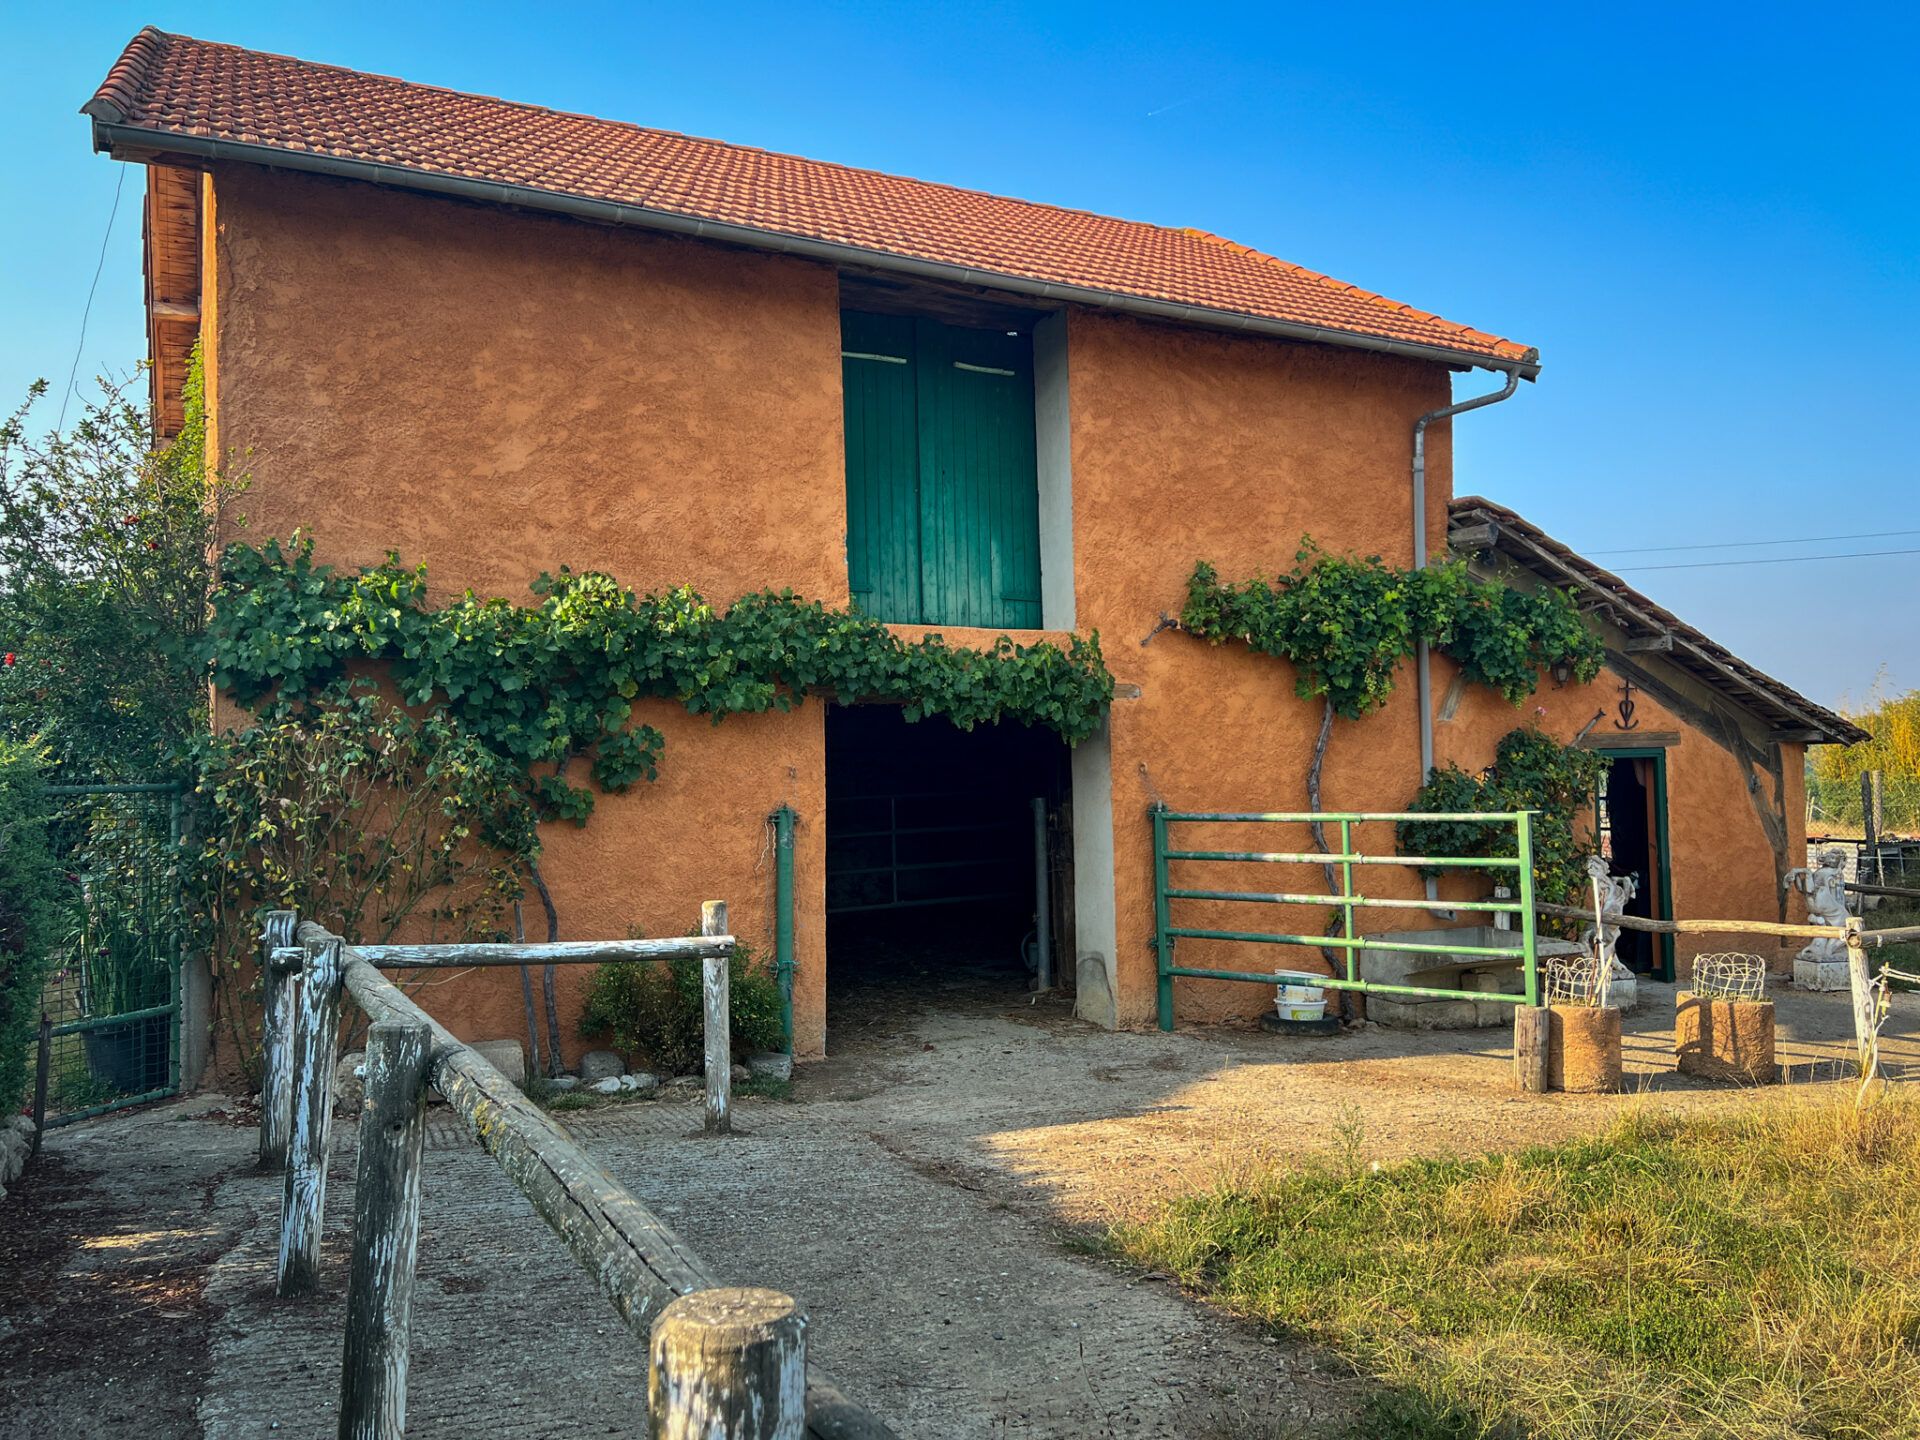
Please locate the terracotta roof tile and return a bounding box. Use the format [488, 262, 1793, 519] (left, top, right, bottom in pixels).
[86, 27, 1537, 371]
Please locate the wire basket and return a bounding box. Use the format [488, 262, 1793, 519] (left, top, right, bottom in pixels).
[1543, 955, 1607, 1007]
[1690, 952, 1767, 1002]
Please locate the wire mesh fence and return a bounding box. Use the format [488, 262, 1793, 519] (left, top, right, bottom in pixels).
[33, 782, 187, 1126]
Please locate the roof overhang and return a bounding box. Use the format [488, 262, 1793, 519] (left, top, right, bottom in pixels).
[85, 106, 1542, 382]
[1449, 497, 1867, 746]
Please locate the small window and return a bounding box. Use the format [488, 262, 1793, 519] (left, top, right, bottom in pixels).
[841, 310, 1041, 628]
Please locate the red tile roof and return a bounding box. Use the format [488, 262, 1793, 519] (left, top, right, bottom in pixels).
[86, 27, 1538, 373]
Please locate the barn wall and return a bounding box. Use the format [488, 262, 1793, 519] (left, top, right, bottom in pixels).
[197, 161, 1815, 1056]
[207, 166, 845, 1061]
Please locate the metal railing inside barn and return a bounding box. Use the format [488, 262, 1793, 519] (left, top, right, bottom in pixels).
[256, 901, 894, 1440]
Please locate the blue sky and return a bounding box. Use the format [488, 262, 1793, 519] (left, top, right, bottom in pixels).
[3, 3, 1913, 708]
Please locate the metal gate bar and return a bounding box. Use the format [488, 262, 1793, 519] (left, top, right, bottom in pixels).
[37, 781, 185, 1126]
[1154, 806, 1537, 1031]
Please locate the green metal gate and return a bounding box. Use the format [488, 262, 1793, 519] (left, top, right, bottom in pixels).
[1153, 806, 1538, 1030]
[35, 782, 187, 1125]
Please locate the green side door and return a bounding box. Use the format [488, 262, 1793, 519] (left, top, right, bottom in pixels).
[842, 311, 1042, 629]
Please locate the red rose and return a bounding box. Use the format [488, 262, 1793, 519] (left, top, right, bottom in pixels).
[2, 653, 13, 667]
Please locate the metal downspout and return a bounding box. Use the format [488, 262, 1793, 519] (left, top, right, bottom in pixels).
[1412, 368, 1523, 906]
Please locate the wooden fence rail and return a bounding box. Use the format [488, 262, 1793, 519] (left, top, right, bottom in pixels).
[258, 904, 895, 1440]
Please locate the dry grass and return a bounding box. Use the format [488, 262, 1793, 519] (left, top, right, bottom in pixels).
[1109, 1092, 1920, 1439]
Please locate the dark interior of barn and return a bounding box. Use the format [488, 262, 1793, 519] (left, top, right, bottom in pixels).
[825, 704, 1069, 1010]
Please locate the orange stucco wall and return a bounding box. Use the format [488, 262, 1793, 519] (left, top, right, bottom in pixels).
[208, 166, 843, 1060]
[1440, 660, 1809, 972]
[198, 162, 1811, 1059]
[1063, 310, 1456, 1024]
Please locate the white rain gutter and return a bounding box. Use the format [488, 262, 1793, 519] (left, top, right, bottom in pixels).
[1411, 369, 1524, 910]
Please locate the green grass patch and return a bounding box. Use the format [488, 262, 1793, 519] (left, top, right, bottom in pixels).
[1109, 1097, 1920, 1440]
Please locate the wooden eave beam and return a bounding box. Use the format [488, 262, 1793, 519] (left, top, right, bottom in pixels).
[1489, 530, 1833, 738]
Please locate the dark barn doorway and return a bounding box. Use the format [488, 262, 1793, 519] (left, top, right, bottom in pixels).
[825, 705, 1071, 1018]
[1596, 750, 1675, 980]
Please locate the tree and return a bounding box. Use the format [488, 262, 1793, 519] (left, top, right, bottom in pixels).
[0, 360, 238, 780]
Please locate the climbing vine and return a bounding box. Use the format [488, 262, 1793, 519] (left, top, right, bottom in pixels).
[207, 536, 1115, 824]
[1397, 728, 1610, 907]
[1179, 542, 1604, 718]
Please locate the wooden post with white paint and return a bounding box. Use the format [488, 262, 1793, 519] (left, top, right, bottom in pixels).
[1845, 915, 1878, 1083]
[259, 909, 300, 1168]
[649, 1287, 807, 1440]
[338, 1018, 433, 1440]
[279, 931, 344, 1296]
[703, 901, 732, 1136]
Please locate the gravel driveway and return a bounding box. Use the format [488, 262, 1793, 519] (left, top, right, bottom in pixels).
[4, 967, 1907, 1439]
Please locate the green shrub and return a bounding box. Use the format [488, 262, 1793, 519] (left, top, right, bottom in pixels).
[580, 938, 783, 1075]
[0, 744, 68, 1113]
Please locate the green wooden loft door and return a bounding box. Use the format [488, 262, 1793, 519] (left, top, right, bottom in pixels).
[842, 311, 1042, 629]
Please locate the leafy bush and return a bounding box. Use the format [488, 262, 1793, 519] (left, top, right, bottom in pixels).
[0, 354, 238, 780]
[580, 939, 784, 1075]
[0, 744, 67, 1113]
[191, 684, 539, 1076]
[1398, 727, 1610, 906]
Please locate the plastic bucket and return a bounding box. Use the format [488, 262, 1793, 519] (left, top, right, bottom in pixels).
[1272, 970, 1328, 1022]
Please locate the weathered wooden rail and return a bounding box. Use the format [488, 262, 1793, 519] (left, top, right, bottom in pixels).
[257, 902, 895, 1440]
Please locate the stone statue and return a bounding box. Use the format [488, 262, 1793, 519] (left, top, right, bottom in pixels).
[1784, 846, 1851, 969]
[1580, 854, 1640, 1008]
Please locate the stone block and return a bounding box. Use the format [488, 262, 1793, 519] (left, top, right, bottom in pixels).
[471, 1038, 527, 1090]
[747, 1052, 793, 1081]
[579, 1050, 625, 1084]
[1794, 958, 1850, 992]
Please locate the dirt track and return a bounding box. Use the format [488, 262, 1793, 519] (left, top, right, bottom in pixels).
[3, 969, 1910, 1439]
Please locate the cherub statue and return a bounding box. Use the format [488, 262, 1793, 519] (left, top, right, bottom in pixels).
[1783, 846, 1851, 965]
[1581, 853, 1639, 1001]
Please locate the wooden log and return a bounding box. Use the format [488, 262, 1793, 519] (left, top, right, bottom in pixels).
[1847, 916, 1878, 1082]
[1531, 901, 1844, 940]
[1513, 1005, 1550, 1094]
[278, 932, 343, 1296]
[339, 1020, 432, 1440]
[1847, 880, 1920, 902]
[259, 909, 300, 1167]
[650, 1287, 807, 1440]
[703, 901, 732, 1136]
[332, 938, 899, 1440]
[351, 937, 733, 969]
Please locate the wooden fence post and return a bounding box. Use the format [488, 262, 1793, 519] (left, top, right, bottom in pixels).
[703, 901, 732, 1136]
[259, 909, 300, 1168]
[1513, 1004, 1550, 1094]
[279, 933, 344, 1296]
[1845, 916, 1877, 1083]
[649, 1287, 806, 1440]
[338, 1018, 433, 1440]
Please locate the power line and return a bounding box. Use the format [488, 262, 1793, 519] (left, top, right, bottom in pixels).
[1588, 527, 1920, 556]
[1613, 547, 1920, 574]
[59, 166, 127, 430]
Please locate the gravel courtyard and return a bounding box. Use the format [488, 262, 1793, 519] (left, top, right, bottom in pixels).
[3, 971, 1911, 1440]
